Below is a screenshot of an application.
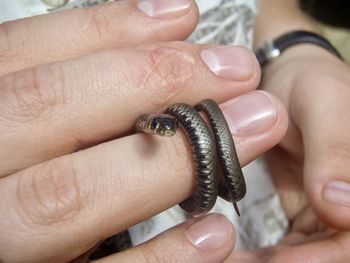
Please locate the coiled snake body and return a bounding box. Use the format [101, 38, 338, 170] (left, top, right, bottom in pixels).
[136, 99, 246, 215]
[90, 99, 246, 259]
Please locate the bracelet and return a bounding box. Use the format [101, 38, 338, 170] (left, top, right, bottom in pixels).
[254, 30, 343, 67]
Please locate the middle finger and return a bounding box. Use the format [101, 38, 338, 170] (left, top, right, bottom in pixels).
[0, 42, 260, 176]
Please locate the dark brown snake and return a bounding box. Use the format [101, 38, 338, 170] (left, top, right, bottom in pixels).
[89, 100, 246, 259]
[136, 99, 246, 215]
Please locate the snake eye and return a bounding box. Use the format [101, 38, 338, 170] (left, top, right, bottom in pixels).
[162, 118, 177, 131]
[150, 118, 159, 131]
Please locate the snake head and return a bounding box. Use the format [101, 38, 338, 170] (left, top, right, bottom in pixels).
[149, 114, 178, 136]
[136, 114, 178, 136]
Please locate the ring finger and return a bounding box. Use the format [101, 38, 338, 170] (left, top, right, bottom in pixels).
[0, 90, 288, 263]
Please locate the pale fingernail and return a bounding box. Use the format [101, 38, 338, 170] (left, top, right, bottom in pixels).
[222, 91, 277, 136]
[323, 181, 350, 208]
[137, 0, 192, 18]
[186, 214, 233, 250]
[201, 46, 255, 81]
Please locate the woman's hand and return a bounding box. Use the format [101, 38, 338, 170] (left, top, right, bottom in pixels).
[0, 0, 288, 262]
[228, 45, 350, 262]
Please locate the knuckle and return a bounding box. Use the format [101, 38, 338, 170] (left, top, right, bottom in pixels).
[140, 241, 194, 263]
[141, 44, 199, 108]
[0, 64, 65, 123]
[292, 71, 350, 116]
[140, 245, 164, 263]
[76, 1, 134, 44]
[140, 243, 166, 263]
[0, 21, 24, 65]
[294, 67, 350, 98]
[81, 6, 111, 42]
[325, 135, 350, 164]
[15, 159, 84, 226]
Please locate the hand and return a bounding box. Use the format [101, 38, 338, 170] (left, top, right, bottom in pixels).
[228, 45, 350, 262]
[0, 0, 288, 262]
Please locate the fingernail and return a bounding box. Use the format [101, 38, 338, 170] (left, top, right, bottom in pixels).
[323, 181, 350, 208]
[186, 214, 233, 250]
[201, 46, 255, 81]
[222, 91, 277, 136]
[137, 0, 192, 18]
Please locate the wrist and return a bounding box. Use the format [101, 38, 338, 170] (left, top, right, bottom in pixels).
[257, 39, 345, 92]
[254, 0, 318, 47]
[275, 43, 340, 62]
[255, 31, 342, 67]
[261, 44, 344, 92]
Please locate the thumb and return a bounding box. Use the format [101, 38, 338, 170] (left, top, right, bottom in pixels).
[294, 70, 350, 230]
[94, 213, 235, 263]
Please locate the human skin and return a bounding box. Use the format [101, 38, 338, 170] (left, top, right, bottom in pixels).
[226, 0, 350, 262]
[0, 0, 288, 262]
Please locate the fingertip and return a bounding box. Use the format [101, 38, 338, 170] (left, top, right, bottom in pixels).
[200, 46, 260, 83]
[152, 213, 236, 262]
[101, 213, 235, 263]
[137, 0, 200, 41]
[221, 90, 288, 165]
[321, 181, 350, 230]
[185, 213, 236, 252]
[305, 166, 350, 230]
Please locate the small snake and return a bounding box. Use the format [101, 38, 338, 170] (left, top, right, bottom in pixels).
[89, 99, 247, 258]
[136, 99, 246, 216]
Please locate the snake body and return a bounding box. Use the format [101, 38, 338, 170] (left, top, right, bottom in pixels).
[90, 99, 246, 258]
[137, 99, 246, 215]
[165, 102, 219, 214]
[195, 100, 246, 214]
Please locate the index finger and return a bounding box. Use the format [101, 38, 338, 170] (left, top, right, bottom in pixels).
[0, 0, 199, 75]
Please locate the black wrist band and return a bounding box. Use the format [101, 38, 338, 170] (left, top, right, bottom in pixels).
[254, 30, 343, 67]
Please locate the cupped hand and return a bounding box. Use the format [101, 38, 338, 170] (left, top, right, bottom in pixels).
[229, 45, 350, 262]
[0, 1, 288, 262]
